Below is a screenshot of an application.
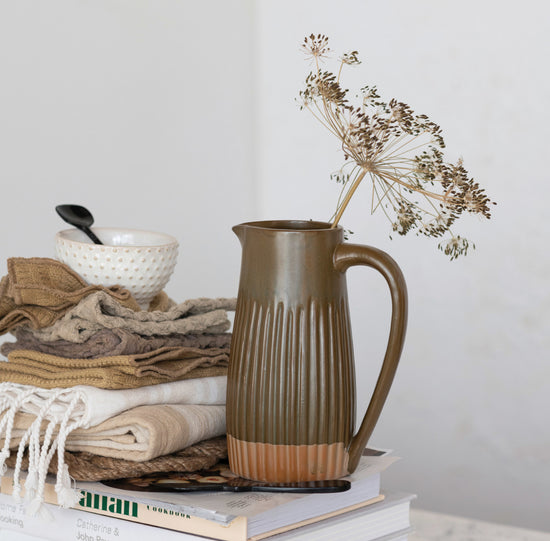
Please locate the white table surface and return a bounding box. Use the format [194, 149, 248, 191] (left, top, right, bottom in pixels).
[409, 508, 550, 541]
[2, 508, 550, 540]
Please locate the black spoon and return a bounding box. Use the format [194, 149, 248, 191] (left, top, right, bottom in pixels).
[55, 204, 103, 245]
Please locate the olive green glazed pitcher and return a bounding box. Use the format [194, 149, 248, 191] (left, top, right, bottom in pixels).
[227, 220, 407, 482]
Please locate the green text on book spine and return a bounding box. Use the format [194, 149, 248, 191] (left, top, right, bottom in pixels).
[79, 491, 139, 518]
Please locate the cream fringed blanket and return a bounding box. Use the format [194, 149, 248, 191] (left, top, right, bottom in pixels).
[0, 376, 226, 517]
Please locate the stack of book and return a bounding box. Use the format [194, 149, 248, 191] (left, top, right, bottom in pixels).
[0, 449, 415, 541]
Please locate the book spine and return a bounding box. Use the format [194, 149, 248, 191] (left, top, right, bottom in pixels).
[0, 479, 247, 541]
[0, 492, 206, 541]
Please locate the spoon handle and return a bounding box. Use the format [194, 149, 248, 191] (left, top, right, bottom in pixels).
[80, 226, 103, 245]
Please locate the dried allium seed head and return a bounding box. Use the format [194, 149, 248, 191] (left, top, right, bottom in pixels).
[392, 203, 418, 235]
[302, 34, 331, 61]
[341, 51, 361, 65]
[438, 236, 473, 260]
[298, 35, 494, 259]
[315, 71, 348, 106]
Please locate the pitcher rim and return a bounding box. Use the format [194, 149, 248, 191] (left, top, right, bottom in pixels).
[234, 220, 343, 232]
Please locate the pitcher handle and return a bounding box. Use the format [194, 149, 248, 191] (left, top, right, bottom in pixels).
[333, 243, 408, 473]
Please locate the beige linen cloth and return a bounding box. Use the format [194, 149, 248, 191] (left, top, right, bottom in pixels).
[0, 258, 141, 335]
[0, 346, 229, 389]
[1, 403, 226, 462]
[0, 377, 226, 514]
[30, 290, 237, 343]
[1, 327, 233, 359]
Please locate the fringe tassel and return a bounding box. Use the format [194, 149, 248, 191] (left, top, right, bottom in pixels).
[0, 449, 9, 476]
[55, 463, 82, 509]
[23, 468, 38, 502]
[0, 384, 87, 517]
[26, 495, 53, 521]
[54, 392, 85, 508]
[0, 384, 37, 475]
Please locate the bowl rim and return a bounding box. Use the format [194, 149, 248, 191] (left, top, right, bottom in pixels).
[55, 227, 179, 248]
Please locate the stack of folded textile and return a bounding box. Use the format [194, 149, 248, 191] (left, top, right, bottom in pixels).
[0, 257, 236, 518]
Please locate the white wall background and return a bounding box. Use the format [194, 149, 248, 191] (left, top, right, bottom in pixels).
[0, 0, 549, 533]
[255, 0, 550, 532]
[0, 0, 256, 300]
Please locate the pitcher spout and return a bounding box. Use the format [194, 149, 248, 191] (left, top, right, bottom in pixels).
[232, 223, 248, 245]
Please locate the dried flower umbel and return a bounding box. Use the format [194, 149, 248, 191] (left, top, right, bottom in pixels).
[299, 34, 494, 259]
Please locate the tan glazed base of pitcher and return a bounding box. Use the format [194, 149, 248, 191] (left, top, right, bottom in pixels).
[227, 435, 350, 482]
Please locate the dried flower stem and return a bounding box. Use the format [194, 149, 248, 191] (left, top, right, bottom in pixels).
[331, 169, 367, 227]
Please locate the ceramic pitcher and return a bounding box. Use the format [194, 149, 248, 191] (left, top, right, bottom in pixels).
[227, 220, 407, 482]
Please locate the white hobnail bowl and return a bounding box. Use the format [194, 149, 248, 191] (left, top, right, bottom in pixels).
[55, 228, 179, 309]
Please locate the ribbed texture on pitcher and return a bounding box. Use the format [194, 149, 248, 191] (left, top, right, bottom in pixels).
[227, 296, 355, 482]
